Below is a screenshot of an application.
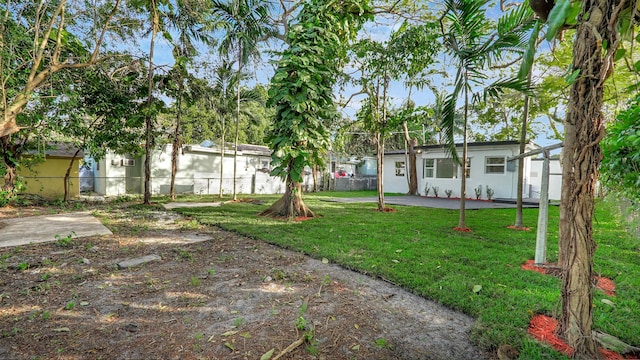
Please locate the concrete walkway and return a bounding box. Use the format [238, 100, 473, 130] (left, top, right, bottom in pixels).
[325, 195, 539, 209]
[162, 202, 222, 210]
[0, 212, 112, 248]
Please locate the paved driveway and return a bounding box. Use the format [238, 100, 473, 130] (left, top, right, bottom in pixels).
[325, 196, 539, 209]
[0, 212, 112, 248]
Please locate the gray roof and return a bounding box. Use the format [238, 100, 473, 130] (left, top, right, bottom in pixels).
[27, 143, 84, 158]
[384, 140, 527, 155]
[193, 141, 271, 156]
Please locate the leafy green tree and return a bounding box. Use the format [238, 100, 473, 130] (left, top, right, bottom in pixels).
[260, 0, 373, 219]
[164, 0, 214, 200]
[0, 0, 128, 196]
[439, 0, 534, 230]
[350, 22, 439, 207]
[601, 94, 640, 203]
[0, 0, 125, 138]
[129, 0, 166, 204]
[57, 62, 147, 200]
[353, 40, 396, 211]
[212, 0, 274, 201]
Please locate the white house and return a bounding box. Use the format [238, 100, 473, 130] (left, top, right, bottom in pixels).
[88, 142, 315, 197]
[383, 140, 552, 200]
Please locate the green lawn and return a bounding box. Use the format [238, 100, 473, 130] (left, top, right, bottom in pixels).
[172, 192, 640, 359]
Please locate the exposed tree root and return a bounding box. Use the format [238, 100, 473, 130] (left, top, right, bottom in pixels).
[259, 182, 315, 219]
[272, 337, 305, 360]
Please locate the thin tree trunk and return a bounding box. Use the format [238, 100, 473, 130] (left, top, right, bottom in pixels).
[458, 75, 469, 230]
[219, 119, 225, 198]
[233, 48, 242, 201]
[63, 148, 82, 202]
[170, 78, 184, 201]
[376, 74, 390, 211]
[402, 121, 418, 195]
[515, 70, 533, 228]
[559, 0, 623, 357]
[312, 164, 318, 192]
[375, 131, 385, 211]
[143, 1, 159, 205]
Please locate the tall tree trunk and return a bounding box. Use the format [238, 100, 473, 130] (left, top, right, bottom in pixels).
[219, 118, 225, 198]
[170, 79, 184, 201]
[515, 70, 533, 228]
[402, 121, 418, 195]
[375, 131, 385, 211]
[559, 0, 623, 357]
[233, 48, 242, 201]
[312, 164, 319, 192]
[143, 1, 159, 205]
[376, 74, 389, 211]
[458, 75, 469, 230]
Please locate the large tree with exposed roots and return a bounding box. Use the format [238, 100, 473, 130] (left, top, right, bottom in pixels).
[260, 0, 372, 219]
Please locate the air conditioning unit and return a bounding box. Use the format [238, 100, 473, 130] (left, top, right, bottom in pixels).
[111, 159, 120, 166]
[121, 159, 135, 167]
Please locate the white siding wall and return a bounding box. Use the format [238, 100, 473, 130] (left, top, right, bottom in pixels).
[92, 145, 299, 197]
[529, 159, 562, 200]
[384, 144, 533, 199]
[383, 154, 410, 194]
[152, 145, 279, 195]
[93, 153, 127, 196]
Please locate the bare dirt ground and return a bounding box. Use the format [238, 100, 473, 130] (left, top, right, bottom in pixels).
[0, 202, 492, 360]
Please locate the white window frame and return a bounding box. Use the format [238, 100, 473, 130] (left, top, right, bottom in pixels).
[423, 159, 434, 178]
[485, 156, 506, 174]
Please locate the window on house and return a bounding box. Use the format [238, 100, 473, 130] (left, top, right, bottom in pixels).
[436, 158, 458, 178]
[395, 161, 405, 176]
[423, 159, 434, 178]
[485, 157, 506, 174]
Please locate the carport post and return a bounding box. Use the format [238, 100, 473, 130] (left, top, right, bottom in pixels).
[535, 150, 550, 265]
[507, 142, 562, 265]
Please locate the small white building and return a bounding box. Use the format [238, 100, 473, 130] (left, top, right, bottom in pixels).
[383, 141, 558, 200]
[88, 142, 315, 197]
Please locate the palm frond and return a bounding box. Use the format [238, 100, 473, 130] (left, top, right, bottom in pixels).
[483, 77, 533, 102]
[441, 76, 465, 164]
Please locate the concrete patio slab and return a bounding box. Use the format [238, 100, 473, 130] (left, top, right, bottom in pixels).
[0, 212, 112, 248]
[162, 202, 222, 210]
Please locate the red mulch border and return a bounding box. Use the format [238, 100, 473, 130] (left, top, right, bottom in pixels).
[528, 315, 638, 360]
[523, 260, 637, 359]
[507, 225, 531, 231]
[521, 260, 616, 296]
[453, 226, 472, 232]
